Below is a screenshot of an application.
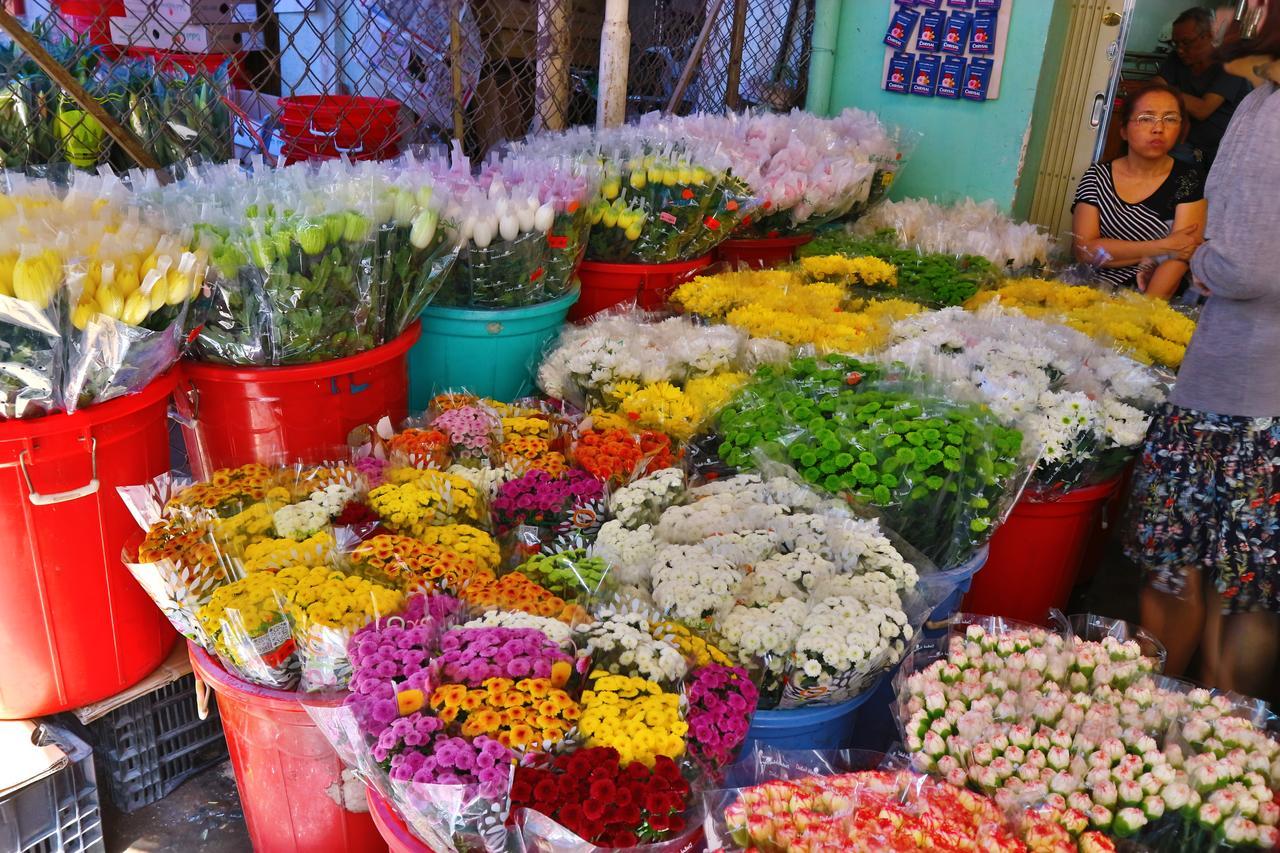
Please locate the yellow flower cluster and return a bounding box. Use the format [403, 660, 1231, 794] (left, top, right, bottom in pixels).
[213, 503, 277, 557]
[432, 677, 579, 751]
[652, 621, 733, 668]
[673, 268, 922, 354]
[501, 416, 554, 439]
[168, 464, 278, 516]
[369, 469, 484, 535]
[967, 278, 1196, 368]
[800, 254, 898, 288]
[198, 569, 298, 642]
[282, 565, 403, 632]
[601, 373, 750, 440]
[579, 672, 687, 767]
[414, 524, 501, 572]
[241, 532, 334, 573]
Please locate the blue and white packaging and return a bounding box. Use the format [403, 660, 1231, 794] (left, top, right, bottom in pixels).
[970, 9, 997, 53]
[886, 51, 915, 93]
[916, 9, 946, 52]
[884, 7, 922, 50]
[940, 10, 973, 54]
[937, 55, 967, 98]
[962, 56, 994, 101]
[911, 53, 941, 96]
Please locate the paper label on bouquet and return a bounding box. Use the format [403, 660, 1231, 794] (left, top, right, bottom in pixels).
[659, 211, 678, 225]
[941, 10, 973, 54]
[970, 9, 997, 53]
[916, 10, 946, 51]
[886, 51, 915, 93]
[938, 55, 967, 99]
[547, 234, 569, 249]
[911, 53, 941, 96]
[883, 7, 921, 49]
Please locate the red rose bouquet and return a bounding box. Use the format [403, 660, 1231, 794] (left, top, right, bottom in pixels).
[510, 748, 692, 848]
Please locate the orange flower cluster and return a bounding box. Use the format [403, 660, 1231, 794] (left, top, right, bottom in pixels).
[138, 516, 222, 574]
[574, 429, 677, 484]
[431, 677, 580, 750]
[430, 393, 478, 413]
[167, 463, 277, 515]
[461, 571, 587, 623]
[501, 435, 568, 477]
[388, 428, 450, 469]
[348, 534, 480, 593]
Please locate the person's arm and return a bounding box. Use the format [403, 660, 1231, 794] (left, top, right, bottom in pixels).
[1140, 197, 1207, 298]
[1181, 90, 1227, 120]
[1072, 202, 1198, 267]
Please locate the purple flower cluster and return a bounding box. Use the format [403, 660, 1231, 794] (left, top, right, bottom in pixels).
[355, 455, 389, 488]
[492, 469, 605, 531]
[686, 664, 759, 768]
[433, 406, 499, 458]
[387, 729, 514, 799]
[345, 596, 459, 736]
[436, 627, 571, 686]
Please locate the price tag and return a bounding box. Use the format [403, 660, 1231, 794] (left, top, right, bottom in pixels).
[547, 235, 569, 249]
[659, 211, 678, 225]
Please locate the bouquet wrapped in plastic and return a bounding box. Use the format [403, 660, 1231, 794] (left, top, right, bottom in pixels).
[0, 170, 205, 418]
[429, 143, 598, 308]
[151, 156, 460, 365]
[880, 304, 1169, 494]
[714, 354, 1028, 568]
[896, 615, 1280, 851]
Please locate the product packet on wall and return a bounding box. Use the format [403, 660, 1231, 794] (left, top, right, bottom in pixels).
[916, 9, 946, 51]
[916, 0, 943, 7]
[970, 9, 997, 53]
[940, 11, 973, 53]
[884, 7, 921, 49]
[886, 51, 915, 93]
[911, 54, 941, 96]
[947, 0, 974, 6]
[974, 0, 1001, 8]
[937, 55, 967, 98]
[963, 56, 993, 101]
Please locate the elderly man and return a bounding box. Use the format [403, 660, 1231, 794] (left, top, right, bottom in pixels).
[1152, 6, 1253, 165]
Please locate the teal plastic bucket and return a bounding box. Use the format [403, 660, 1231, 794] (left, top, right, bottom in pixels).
[928, 545, 990, 629]
[409, 290, 579, 409]
[741, 674, 883, 753]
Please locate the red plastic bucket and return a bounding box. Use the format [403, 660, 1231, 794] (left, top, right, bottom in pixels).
[178, 323, 420, 478]
[56, 0, 123, 52]
[0, 374, 178, 719]
[278, 96, 403, 163]
[367, 786, 434, 853]
[190, 644, 386, 853]
[125, 47, 251, 89]
[715, 233, 813, 269]
[570, 255, 712, 322]
[963, 477, 1124, 625]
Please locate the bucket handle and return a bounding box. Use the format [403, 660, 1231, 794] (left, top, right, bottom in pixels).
[19, 437, 99, 506]
[333, 139, 365, 157]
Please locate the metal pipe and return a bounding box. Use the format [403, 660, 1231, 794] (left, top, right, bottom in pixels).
[805, 0, 841, 116]
[596, 0, 631, 128]
[450, 0, 465, 142]
[724, 0, 748, 110]
[536, 0, 571, 130]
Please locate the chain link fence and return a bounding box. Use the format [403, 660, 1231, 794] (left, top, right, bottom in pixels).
[0, 0, 812, 171]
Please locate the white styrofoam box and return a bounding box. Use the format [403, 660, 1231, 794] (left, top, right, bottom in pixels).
[109, 16, 263, 52]
[121, 0, 253, 23]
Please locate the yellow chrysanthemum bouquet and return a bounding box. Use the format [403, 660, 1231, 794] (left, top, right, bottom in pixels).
[967, 277, 1196, 369]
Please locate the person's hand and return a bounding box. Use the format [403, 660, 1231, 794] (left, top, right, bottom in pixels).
[1136, 262, 1155, 293]
[1162, 225, 1202, 260]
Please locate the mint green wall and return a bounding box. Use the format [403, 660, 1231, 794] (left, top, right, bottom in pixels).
[824, 0, 1062, 212]
[1012, 0, 1073, 221]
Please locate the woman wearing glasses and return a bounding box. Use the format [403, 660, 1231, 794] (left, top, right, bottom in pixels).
[1071, 85, 1207, 298]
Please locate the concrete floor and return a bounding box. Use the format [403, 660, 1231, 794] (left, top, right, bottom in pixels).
[103, 761, 251, 853]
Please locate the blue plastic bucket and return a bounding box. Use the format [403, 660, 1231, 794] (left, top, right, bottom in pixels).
[741, 675, 883, 752]
[928, 545, 990, 628]
[409, 290, 579, 409]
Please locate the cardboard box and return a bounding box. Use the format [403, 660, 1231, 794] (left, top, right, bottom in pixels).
[121, 0, 256, 25]
[110, 15, 263, 52]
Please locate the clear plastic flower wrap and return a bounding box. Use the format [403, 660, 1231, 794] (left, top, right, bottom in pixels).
[716, 353, 1030, 568]
[1, 170, 204, 417]
[879, 304, 1169, 494]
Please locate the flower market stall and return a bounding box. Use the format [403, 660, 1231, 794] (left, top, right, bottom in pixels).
[11, 105, 1276, 853]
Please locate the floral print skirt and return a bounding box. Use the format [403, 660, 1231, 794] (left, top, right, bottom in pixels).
[1125, 404, 1280, 614]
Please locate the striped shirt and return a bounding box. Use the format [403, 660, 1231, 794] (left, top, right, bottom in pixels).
[1072, 159, 1205, 288]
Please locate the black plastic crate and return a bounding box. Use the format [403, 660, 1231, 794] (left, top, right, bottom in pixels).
[83, 673, 227, 814]
[0, 723, 105, 853]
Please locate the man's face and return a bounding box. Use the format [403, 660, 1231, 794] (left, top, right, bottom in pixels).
[1172, 20, 1214, 66]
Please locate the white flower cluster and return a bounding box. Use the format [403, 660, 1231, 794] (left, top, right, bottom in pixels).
[792, 597, 911, 681]
[851, 197, 1055, 270]
[608, 468, 687, 530]
[882, 305, 1166, 481]
[273, 481, 359, 540]
[573, 612, 688, 683]
[445, 463, 521, 502]
[463, 610, 574, 649]
[536, 314, 746, 406]
[650, 544, 744, 623]
[591, 521, 660, 586]
[719, 598, 809, 673]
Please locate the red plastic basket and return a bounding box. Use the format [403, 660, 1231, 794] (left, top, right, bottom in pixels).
[715, 233, 814, 270]
[570, 255, 712, 322]
[278, 95, 403, 163]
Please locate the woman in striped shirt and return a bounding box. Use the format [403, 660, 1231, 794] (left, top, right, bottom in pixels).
[1071, 85, 1208, 298]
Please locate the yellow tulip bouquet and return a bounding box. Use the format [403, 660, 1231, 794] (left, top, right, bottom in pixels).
[0, 172, 206, 417]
